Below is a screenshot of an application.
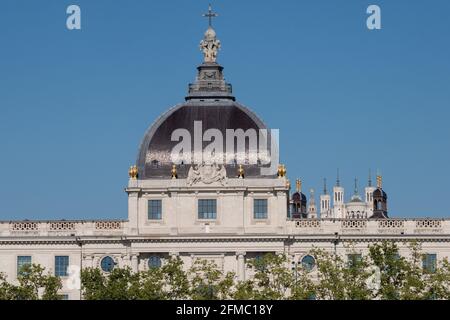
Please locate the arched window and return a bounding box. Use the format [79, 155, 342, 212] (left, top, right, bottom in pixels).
[377, 201, 382, 210]
[148, 256, 162, 269]
[301, 255, 316, 272]
[100, 256, 115, 273]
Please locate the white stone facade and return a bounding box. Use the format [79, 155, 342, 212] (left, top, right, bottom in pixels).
[1, 174, 450, 300]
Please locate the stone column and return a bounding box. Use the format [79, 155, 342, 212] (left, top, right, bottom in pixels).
[131, 254, 139, 273]
[236, 252, 246, 281]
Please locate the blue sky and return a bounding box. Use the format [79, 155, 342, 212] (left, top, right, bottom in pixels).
[0, 0, 449, 220]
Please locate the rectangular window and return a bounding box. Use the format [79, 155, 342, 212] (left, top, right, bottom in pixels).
[55, 256, 69, 277]
[254, 199, 268, 219]
[58, 294, 69, 300]
[17, 256, 32, 276]
[198, 199, 217, 220]
[422, 254, 437, 273]
[148, 200, 162, 220]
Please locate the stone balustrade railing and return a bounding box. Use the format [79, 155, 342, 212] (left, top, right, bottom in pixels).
[286, 218, 449, 236]
[0, 218, 448, 238]
[0, 220, 127, 237]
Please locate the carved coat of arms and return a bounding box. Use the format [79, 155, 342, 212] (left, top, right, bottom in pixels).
[187, 164, 227, 186]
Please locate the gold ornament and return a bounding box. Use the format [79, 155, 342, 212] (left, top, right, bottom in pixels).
[237, 165, 245, 179]
[377, 175, 382, 189]
[296, 179, 302, 192]
[128, 165, 138, 179]
[278, 164, 287, 178]
[171, 164, 178, 179]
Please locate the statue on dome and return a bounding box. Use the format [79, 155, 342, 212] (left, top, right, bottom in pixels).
[200, 28, 221, 63]
[200, 5, 221, 63]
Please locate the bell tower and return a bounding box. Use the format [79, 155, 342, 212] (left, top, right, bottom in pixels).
[372, 175, 388, 219]
[333, 169, 345, 218]
[320, 178, 331, 218]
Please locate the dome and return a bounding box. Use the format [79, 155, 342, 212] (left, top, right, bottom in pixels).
[136, 60, 277, 180]
[136, 100, 274, 179]
[373, 188, 387, 199]
[350, 195, 363, 203]
[292, 192, 307, 203]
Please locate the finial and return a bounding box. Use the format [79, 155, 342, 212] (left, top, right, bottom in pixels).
[296, 179, 302, 193]
[171, 164, 178, 179]
[200, 5, 221, 63]
[354, 177, 359, 195]
[368, 169, 373, 187]
[237, 165, 245, 179]
[286, 179, 291, 189]
[128, 165, 138, 180]
[323, 178, 328, 195]
[203, 4, 218, 28]
[336, 168, 341, 187]
[377, 175, 382, 189]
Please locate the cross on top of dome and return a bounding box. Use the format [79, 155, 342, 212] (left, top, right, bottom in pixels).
[203, 4, 218, 28]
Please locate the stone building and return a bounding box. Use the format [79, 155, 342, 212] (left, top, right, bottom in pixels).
[0, 6, 448, 300]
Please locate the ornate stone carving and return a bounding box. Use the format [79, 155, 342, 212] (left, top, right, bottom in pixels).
[200, 27, 221, 63]
[187, 163, 227, 186]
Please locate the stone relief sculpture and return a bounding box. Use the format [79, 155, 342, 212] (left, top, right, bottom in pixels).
[187, 163, 227, 186]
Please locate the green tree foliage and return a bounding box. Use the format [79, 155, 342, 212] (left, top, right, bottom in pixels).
[1, 241, 450, 300]
[0, 264, 62, 300]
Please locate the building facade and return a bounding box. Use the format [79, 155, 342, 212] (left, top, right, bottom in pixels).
[1, 8, 449, 300]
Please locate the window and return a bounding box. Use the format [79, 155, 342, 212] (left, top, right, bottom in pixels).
[423, 254, 437, 273]
[148, 256, 162, 269]
[58, 294, 69, 300]
[148, 200, 162, 220]
[17, 256, 32, 276]
[198, 199, 217, 220]
[301, 255, 316, 272]
[254, 199, 268, 219]
[55, 256, 69, 277]
[100, 256, 115, 273]
[347, 254, 362, 267]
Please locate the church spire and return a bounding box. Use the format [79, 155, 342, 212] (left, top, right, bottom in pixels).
[336, 169, 341, 187]
[368, 169, 373, 187]
[323, 178, 328, 195]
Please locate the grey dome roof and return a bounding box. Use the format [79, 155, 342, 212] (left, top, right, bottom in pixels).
[136, 100, 273, 179]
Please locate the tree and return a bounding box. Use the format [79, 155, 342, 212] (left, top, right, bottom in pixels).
[0, 264, 62, 300]
[245, 253, 294, 300]
[310, 248, 372, 300]
[188, 259, 235, 300]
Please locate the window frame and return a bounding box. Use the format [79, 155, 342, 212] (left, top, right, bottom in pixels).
[198, 199, 217, 220]
[54, 255, 70, 277]
[148, 199, 163, 221]
[148, 255, 162, 269]
[17, 255, 32, 277]
[422, 253, 437, 273]
[253, 198, 269, 220]
[300, 255, 316, 272]
[100, 256, 116, 273]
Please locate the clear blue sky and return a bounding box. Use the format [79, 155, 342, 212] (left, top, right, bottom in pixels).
[0, 0, 449, 220]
